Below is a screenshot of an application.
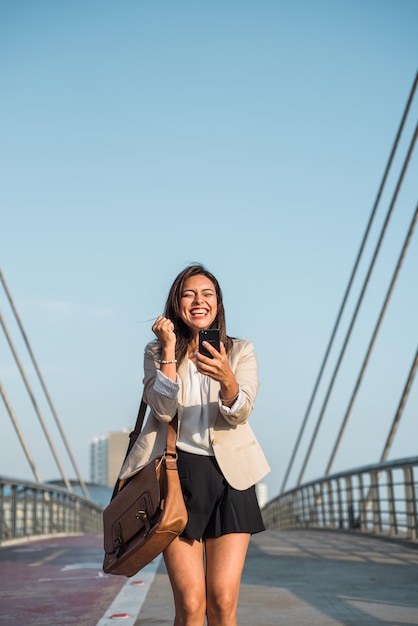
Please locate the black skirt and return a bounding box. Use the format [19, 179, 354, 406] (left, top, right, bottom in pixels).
[177, 448, 265, 541]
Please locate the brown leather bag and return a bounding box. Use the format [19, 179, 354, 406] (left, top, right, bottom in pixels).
[102, 399, 187, 577]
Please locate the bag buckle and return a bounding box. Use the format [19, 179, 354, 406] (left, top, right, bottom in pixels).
[162, 450, 178, 460]
[135, 509, 151, 535]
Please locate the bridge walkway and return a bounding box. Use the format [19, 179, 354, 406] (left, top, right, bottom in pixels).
[138, 529, 418, 626]
[0, 529, 417, 625]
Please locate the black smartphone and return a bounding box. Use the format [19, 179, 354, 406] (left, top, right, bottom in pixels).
[199, 329, 220, 358]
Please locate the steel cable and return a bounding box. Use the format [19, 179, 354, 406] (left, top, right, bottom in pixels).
[280, 71, 418, 493]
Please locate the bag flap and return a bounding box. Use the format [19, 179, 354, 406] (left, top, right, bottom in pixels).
[103, 458, 162, 553]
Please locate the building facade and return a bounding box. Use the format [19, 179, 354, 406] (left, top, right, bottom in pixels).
[90, 430, 130, 487]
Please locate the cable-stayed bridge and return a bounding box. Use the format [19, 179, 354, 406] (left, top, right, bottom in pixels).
[0, 72, 417, 626]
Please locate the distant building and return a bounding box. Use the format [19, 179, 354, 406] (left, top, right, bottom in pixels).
[90, 430, 131, 487]
[256, 481, 269, 508]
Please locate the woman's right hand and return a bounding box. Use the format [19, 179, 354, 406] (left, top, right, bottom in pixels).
[152, 315, 176, 349]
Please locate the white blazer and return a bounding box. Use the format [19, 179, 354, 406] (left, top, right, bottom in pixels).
[119, 338, 270, 490]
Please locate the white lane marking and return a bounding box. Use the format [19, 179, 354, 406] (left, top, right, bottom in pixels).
[61, 562, 104, 570]
[95, 555, 162, 625]
[38, 574, 105, 582]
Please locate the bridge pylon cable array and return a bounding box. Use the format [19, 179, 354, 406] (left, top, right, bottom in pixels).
[280, 70, 418, 493]
[380, 345, 418, 464]
[0, 309, 73, 492]
[0, 380, 42, 483]
[0, 269, 90, 499]
[326, 201, 418, 474]
[296, 121, 418, 486]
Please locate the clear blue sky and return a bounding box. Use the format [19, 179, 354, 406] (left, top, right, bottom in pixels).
[1, 0, 417, 499]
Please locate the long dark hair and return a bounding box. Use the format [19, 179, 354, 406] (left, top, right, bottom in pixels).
[163, 264, 233, 365]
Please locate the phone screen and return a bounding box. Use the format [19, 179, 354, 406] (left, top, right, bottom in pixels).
[199, 329, 220, 358]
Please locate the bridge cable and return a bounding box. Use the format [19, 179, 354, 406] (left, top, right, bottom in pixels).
[362, 344, 418, 509]
[380, 344, 418, 464]
[0, 310, 73, 492]
[0, 380, 42, 483]
[296, 121, 418, 486]
[280, 70, 418, 493]
[326, 201, 418, 474]
[0, 269, 90, 499]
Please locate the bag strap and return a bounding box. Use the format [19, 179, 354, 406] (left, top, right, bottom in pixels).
[109, 394, 148, 500]
[165, 414, 179, 457]
[126, 395, 148, 458]
[128, 395, 179, 458]
[110, 394, 179, 500]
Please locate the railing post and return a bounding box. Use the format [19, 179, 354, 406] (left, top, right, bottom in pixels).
[336, 478, 344, 528]
[291, 493, 298, 528]
[0, 483, 4, 541]
[11, 485, 17, 538]
[41, 492, 47, 534]
[327, 480, 335, 528]
[31, 489, 37, 535]
[23, 487, 28, 536]
[345, 475, 353, 530]
[310, 486, 318, 527]
[312, 485, 322, 528]
[277, 497, 283, 528]
[370, 471, 382, 534]
[358, 473, 367, 532]
[305, 486, 312, 527]
[386, 469, 397, 537]
[49, 491, 54, 534]
[404, 466, 417, 540]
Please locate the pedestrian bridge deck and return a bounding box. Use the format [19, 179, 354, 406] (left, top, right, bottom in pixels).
[1, 529, 417, 625]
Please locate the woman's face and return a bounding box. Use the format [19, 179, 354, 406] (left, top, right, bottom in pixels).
[179, 274, 218, 336]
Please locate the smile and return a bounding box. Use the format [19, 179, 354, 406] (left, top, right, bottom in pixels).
[190, 308, 209, 317]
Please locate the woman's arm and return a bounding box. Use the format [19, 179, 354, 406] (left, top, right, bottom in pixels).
[142, 341, 179, 423]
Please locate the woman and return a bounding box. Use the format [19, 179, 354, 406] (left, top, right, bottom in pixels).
[120, 264, 270, 626]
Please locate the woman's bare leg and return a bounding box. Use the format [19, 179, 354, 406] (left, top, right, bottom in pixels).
[163, 536, 207, 626]
[205, 533, 250, 626]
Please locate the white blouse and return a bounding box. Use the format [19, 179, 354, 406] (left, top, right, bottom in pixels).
[177, 360, 213, 456]
[152, 359, 245, 457]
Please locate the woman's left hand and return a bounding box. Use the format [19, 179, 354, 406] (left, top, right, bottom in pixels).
[195, 341, 239, 402]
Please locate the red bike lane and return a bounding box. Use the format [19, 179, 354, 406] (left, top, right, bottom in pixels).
[0, 534, 127, 625]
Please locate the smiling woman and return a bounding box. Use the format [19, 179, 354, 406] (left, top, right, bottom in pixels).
[160, 264, 233, 366]
[118, 263, 270, 626]
[180, 275, 217, 331]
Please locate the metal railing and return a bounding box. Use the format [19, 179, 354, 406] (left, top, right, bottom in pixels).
[263, 456, 418, 541]
[0, 476, 103, 544]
